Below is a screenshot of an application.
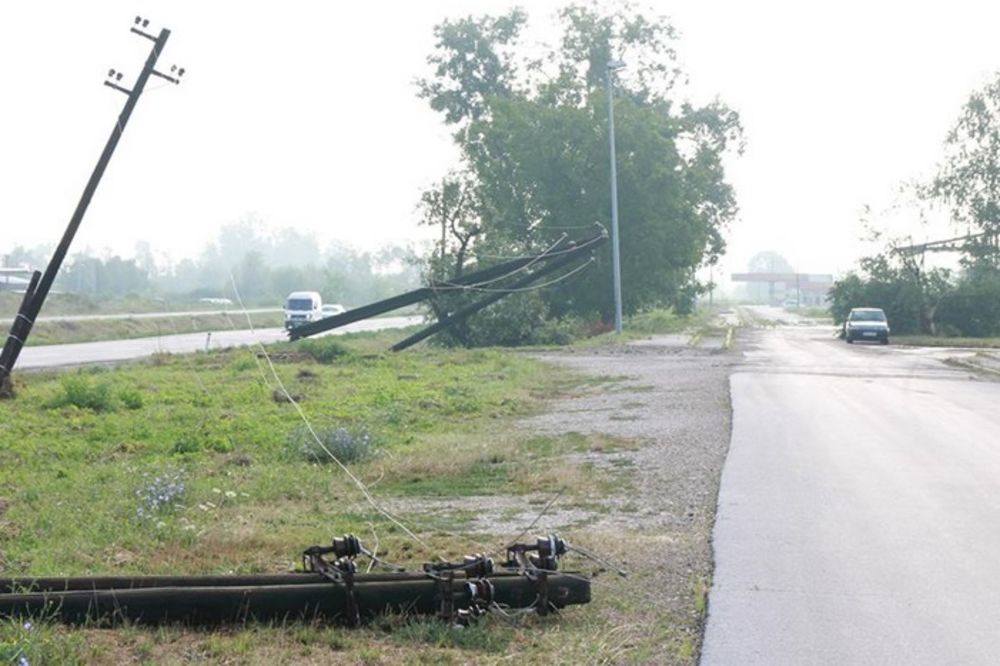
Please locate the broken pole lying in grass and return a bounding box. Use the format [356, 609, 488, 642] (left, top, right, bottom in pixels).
[0, 534, 591, 625]
[0, 572, 590, 625]
[0, 18, 181, 394]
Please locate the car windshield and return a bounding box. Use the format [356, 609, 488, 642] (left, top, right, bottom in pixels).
[850, 310, 886, 322]
[287, 298, 314, 310]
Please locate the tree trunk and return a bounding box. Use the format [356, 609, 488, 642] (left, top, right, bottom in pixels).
[920, 303, 937, 336]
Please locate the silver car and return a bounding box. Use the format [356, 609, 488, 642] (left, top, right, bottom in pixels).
[844, 307, 890, 344]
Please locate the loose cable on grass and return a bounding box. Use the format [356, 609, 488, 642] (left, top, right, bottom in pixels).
[227, 274, 435, 553]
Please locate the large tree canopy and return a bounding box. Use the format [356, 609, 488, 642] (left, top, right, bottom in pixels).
[418, 5, 742, 321]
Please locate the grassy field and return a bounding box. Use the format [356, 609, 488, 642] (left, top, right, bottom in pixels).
[0, 293, 239, 319]
[894, 335, 1000, 349]
[0, 328, 655, 664]
[0, 291, 288, 346]
[21, 311, 285, 347]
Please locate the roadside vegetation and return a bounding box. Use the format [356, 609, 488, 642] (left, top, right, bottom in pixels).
[0, 294, 180, 319]
[830, 71, 1000, 342]
[893, 335, 1000, 349]
[0, 318, 712, 663]
[23, 311, 285, 347]
[416, 5, 740, 347]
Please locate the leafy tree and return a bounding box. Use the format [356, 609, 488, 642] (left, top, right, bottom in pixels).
[418, 9, 527, 125]
[828, 242, 950, 335]
[930, 74, 1000, 268]
[419, 171, 482, 278]
[418, 4, 742, 328]
[936, 276, 1000, 336]
[831, 72, 1000, 338]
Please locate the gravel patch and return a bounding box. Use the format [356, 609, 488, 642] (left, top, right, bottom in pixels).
[521, 336, 737, 532]
[386, 331, 740, 662]
[514, 333, 739, 662]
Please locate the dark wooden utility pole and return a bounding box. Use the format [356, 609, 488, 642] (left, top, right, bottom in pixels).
[0, 17, 183, 396]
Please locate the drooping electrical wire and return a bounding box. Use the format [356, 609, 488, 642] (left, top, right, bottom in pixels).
[227, 273, 434, 552]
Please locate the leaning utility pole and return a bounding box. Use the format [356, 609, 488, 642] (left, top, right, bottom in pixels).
[0, 17, 183, 396]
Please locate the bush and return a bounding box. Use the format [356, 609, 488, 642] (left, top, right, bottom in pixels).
[937, 278, 1000, 336]
[628, 308, 686, 335]
[828, 272, 924, 334]
[48, 375, 116, 412]
[172, 437, 201, 455]
[119, 387, 144, 410]
[533, 315, 588, 345]
[433, 290, 574, 347]
[298, 338, 352, 364]
[285, 425, 376, 464]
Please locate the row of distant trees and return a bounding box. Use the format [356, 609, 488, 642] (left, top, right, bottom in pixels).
[830, 75, 1000, 337]
[3, 218, 421, 306]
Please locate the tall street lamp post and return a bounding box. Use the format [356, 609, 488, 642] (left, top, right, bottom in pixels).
[606, 59, 625, 334]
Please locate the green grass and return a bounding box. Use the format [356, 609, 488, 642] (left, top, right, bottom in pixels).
[0, 332, 661, 664]
[0, 322, 715, 664]
[1, 333, 585, 576]
[0, 293, 172, 319]
[22, 311, 285, 346]
[562, 307, 717, 351]
[894, 335, 1000, 349]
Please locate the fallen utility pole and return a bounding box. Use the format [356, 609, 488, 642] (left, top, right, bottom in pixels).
[0, 17, 183, 396]
[392, 238, 599, 352]
[286, 242, 574, 341]
[0, 534, 591, 626]
[289, 226, 607, 350]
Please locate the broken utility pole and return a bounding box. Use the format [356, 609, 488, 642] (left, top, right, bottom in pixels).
[0, 17, 183, 397]
[0, 533, 591, 625]
[288, 226, 608, 350]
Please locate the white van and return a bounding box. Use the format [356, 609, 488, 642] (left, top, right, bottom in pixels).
[284, 291, 323, 330]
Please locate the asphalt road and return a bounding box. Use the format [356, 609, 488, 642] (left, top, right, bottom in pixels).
[703, 315, 1000, 665]
[14, 316, 421, 370]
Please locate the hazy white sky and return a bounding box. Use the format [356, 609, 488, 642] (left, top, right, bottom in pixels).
[2, 1, 999, 278]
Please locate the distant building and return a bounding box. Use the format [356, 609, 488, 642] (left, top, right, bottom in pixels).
[730, 272, 833, 306]
[0, 267, 35, 293]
